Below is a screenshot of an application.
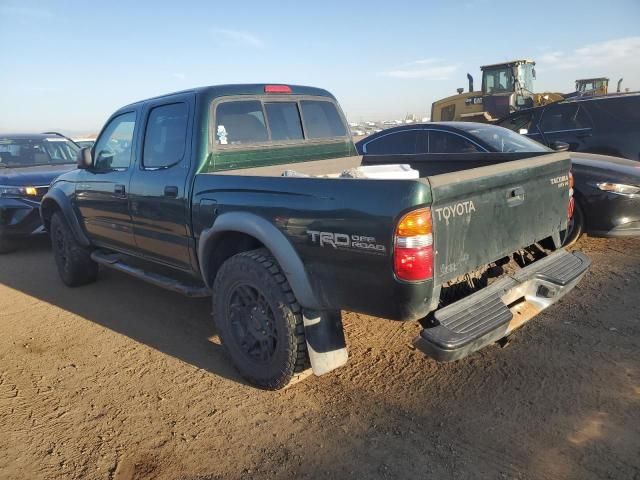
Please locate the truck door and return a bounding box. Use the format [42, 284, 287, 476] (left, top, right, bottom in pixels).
[128, 95, 194, 269]
[538, 103, 594, 151]
[75, 111, 137, 252]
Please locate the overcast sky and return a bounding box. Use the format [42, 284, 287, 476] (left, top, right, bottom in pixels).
[1, 0, 639, 133]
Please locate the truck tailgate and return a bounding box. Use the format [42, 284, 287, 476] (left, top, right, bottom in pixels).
[428, 152, 571, 285]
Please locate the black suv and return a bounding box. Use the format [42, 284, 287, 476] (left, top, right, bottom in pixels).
[498, 93, 640, 161]
[0, 133, 78, 253]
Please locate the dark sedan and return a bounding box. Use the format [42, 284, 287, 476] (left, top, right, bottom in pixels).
[0, 133, 78, 253]
[497, 93, 640, 161]
[356, 122, 640, 244]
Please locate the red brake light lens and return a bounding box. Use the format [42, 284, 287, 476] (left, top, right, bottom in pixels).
[394, 208, 433, 282]
[395, 247, 433, 281]
[264, 85, 292, 94]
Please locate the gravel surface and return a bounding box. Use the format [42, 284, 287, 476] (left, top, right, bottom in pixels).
[1, 236, 639, 479]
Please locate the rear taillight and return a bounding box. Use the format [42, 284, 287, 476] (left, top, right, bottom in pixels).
[394, 208, 433, 281]
[568, 170, 575, 219]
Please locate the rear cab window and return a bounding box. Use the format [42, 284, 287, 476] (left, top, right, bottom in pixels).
[208, 94, 353, 171]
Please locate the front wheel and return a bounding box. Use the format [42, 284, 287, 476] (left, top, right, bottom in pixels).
[562, 201, 584, 247]
[50, 212, 98, 286]
[212, 249, 309, 390]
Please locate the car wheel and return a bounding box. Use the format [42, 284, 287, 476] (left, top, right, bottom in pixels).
[50, 211, 98, 287]
[212, 248, 309, 390]
[562, 201, 584, 247]
[0, 237, 18, 254]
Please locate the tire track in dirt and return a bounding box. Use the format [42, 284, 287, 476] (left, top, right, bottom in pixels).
[0, 236, 638, 479]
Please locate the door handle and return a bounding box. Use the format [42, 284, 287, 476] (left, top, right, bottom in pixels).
[114, 184, 126, 196]
[164, 186, 179, 198]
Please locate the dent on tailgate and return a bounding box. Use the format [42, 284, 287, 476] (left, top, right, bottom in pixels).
[427, 152, 572, 284]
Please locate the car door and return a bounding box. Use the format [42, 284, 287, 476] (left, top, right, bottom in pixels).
[497, 110, 546, 143]
[422, 129, 486, 174]
[538, 103, 594, 151]
[128, 95, 194, 270]
[75, 111, 137, 252]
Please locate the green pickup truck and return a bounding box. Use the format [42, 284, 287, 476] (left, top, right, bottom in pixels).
[41, 84, 589, 389]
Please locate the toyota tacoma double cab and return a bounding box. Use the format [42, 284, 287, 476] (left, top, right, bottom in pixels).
[41, 84, 589, 389]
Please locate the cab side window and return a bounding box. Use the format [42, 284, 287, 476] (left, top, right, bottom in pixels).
[540, 105, 592, 132]
[428, 131, 481, 153]
[364, 130, 421, 154]
[143, 103, 189, 169]
[94, 112, 136, 170]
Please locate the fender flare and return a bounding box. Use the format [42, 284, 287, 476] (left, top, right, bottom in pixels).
[40, 189, 91, 247]
[198, 212, 321, 310]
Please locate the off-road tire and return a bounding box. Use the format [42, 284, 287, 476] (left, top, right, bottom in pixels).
[0, 237, 18, 254]
[212, 248, 308, 390]
[562, 201, 584, 247]
[50, 211, 98, 287]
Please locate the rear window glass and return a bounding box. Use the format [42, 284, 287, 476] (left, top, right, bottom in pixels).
[462, 125, 549, 153]
[265, 102, 304, 141]
[300, 100, 347, 139]
[212, 98, 348, 149]
[215, 101, 268, 145]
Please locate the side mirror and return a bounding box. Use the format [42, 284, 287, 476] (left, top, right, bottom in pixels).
[77, 147, 93, 169]
[551, 141, 570, 152]
[532, 68, 536, 80]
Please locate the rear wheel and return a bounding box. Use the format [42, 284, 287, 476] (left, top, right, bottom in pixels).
[0, 237, 18, 254]
[50, 212, 98, 286]
[212, 248, 308, 390]
[562, 201, 584, 247]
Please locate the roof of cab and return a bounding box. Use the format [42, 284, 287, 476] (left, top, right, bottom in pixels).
[120, 84, 335, 109]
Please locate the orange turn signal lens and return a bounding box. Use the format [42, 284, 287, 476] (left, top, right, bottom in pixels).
[396, 208, 432, 237]
[569, 171, 574, 189]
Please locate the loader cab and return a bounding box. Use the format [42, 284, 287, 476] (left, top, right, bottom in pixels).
[481, 60, 536, 119]
[575, 77, 609, 96]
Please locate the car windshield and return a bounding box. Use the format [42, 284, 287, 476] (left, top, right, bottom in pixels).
[460, 125, 550, 153]
[0, 137, 79, 168]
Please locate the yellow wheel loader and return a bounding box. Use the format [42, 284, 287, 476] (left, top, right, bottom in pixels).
[431, 60, 563, 123]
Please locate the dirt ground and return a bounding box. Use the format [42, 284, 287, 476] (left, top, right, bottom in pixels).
[1, 235, 639, 480]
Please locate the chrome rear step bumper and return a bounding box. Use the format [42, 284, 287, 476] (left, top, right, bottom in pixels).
[414, 250, 590, 362]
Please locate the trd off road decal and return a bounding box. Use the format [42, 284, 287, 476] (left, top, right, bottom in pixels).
[307, 230, 386, 254]
[434, 200, 476, 224]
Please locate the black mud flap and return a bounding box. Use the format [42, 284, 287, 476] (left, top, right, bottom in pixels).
[303, 310, 348, 376]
